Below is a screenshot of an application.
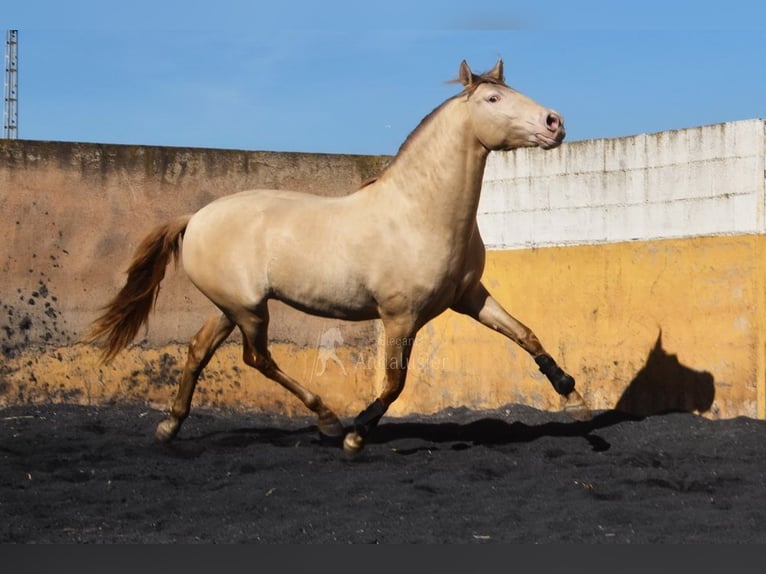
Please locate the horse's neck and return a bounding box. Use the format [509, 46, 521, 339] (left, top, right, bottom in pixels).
[379, 99, 489, 241]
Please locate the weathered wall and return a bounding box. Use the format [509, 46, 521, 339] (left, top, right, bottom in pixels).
[0, 140, 389, 415]
[1, 120, 765, 420]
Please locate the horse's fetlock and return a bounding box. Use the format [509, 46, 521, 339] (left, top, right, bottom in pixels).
[305, 395, 323, 412]
[168, 409, 189, 424]
[353, 399, 387, 435]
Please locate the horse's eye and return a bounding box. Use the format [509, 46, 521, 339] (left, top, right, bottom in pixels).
[488, 95, 499, 103]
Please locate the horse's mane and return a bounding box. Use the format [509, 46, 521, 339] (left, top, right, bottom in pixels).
[358, 70, 508, 190]
[399, 70, 506, 151]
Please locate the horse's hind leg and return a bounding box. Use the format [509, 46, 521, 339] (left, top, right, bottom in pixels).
[239, 305, 344, 443]
[155, 312, 235, 442]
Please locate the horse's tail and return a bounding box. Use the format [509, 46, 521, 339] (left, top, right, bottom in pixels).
[83, 214, 192, 363]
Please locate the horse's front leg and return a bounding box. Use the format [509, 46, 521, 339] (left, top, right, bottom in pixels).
[453, 282, 591, 420]
[343, 317, 416, 454]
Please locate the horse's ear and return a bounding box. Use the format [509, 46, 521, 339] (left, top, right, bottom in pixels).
[458, 60, 474, 87]
[488, 58, 504, 83]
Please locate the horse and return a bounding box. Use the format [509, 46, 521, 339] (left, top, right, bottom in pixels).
[85, 59, 590, 454]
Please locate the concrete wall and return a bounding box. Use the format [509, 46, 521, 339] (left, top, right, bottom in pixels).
[2, 120, 765, 420]
[478, 119, 766, 248]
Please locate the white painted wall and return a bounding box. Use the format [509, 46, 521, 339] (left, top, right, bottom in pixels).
[478, 119, 766, 249]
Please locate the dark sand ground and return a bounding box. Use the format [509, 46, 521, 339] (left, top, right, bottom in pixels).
[1, 402, 765, 543]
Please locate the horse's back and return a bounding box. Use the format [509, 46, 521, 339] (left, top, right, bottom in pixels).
[186, 188, 332, 238]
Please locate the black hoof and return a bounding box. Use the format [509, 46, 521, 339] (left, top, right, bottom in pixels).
[535, 354, 576, 395]
[553, 373, 575, 395]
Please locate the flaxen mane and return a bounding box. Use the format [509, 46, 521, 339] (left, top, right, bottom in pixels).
[374, 69, 510, 181]
[392, 73, 505, 162]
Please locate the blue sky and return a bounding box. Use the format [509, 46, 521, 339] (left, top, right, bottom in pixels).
[3, 1, 766, 155]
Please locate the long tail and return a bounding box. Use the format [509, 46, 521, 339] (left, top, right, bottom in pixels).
[83, 214, 192, 363]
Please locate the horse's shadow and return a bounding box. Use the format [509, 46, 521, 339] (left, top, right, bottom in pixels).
[614, 330, 715, 417]
[366, 409, 641, 454]
[166, 409, 643, 457]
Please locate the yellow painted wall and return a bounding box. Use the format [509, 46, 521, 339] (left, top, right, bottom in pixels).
[404, 234, 764, 420]
[2, 341, 377, 418]
[3, 233, 763, 421]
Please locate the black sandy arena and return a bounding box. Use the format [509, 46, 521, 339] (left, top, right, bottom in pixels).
[1, 401, 765, 543]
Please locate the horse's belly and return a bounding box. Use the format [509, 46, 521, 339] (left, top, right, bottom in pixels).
[275, 292, 379, 321]
[269, 264, 379, 321]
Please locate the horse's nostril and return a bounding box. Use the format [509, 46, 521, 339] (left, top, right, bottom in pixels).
[546, 112, 562, 132]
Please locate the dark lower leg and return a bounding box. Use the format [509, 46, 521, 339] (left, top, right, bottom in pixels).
[242, 335, 343, 440]
[345, 328, 413, 452]
[352, 398, 387, 438]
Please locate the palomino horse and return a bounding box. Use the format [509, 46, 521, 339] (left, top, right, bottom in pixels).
[86, 59, 590, 453]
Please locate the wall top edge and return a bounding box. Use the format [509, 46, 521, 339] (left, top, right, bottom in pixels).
[562, 118, 766, 147]
[2, 118, 763, 160]
[0, 138, 394, 162]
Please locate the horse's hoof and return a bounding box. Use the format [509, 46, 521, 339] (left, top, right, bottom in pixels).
[155, 418, 180, 443]
[562, 390, 592, 422]
[317, 412, 344, 440]
[343, 431, 365, 455]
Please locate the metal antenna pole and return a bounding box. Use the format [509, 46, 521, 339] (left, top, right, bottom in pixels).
[4, 30, 18, 139]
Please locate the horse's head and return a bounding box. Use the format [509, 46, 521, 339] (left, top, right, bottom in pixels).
[458, 59, 565, 152]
